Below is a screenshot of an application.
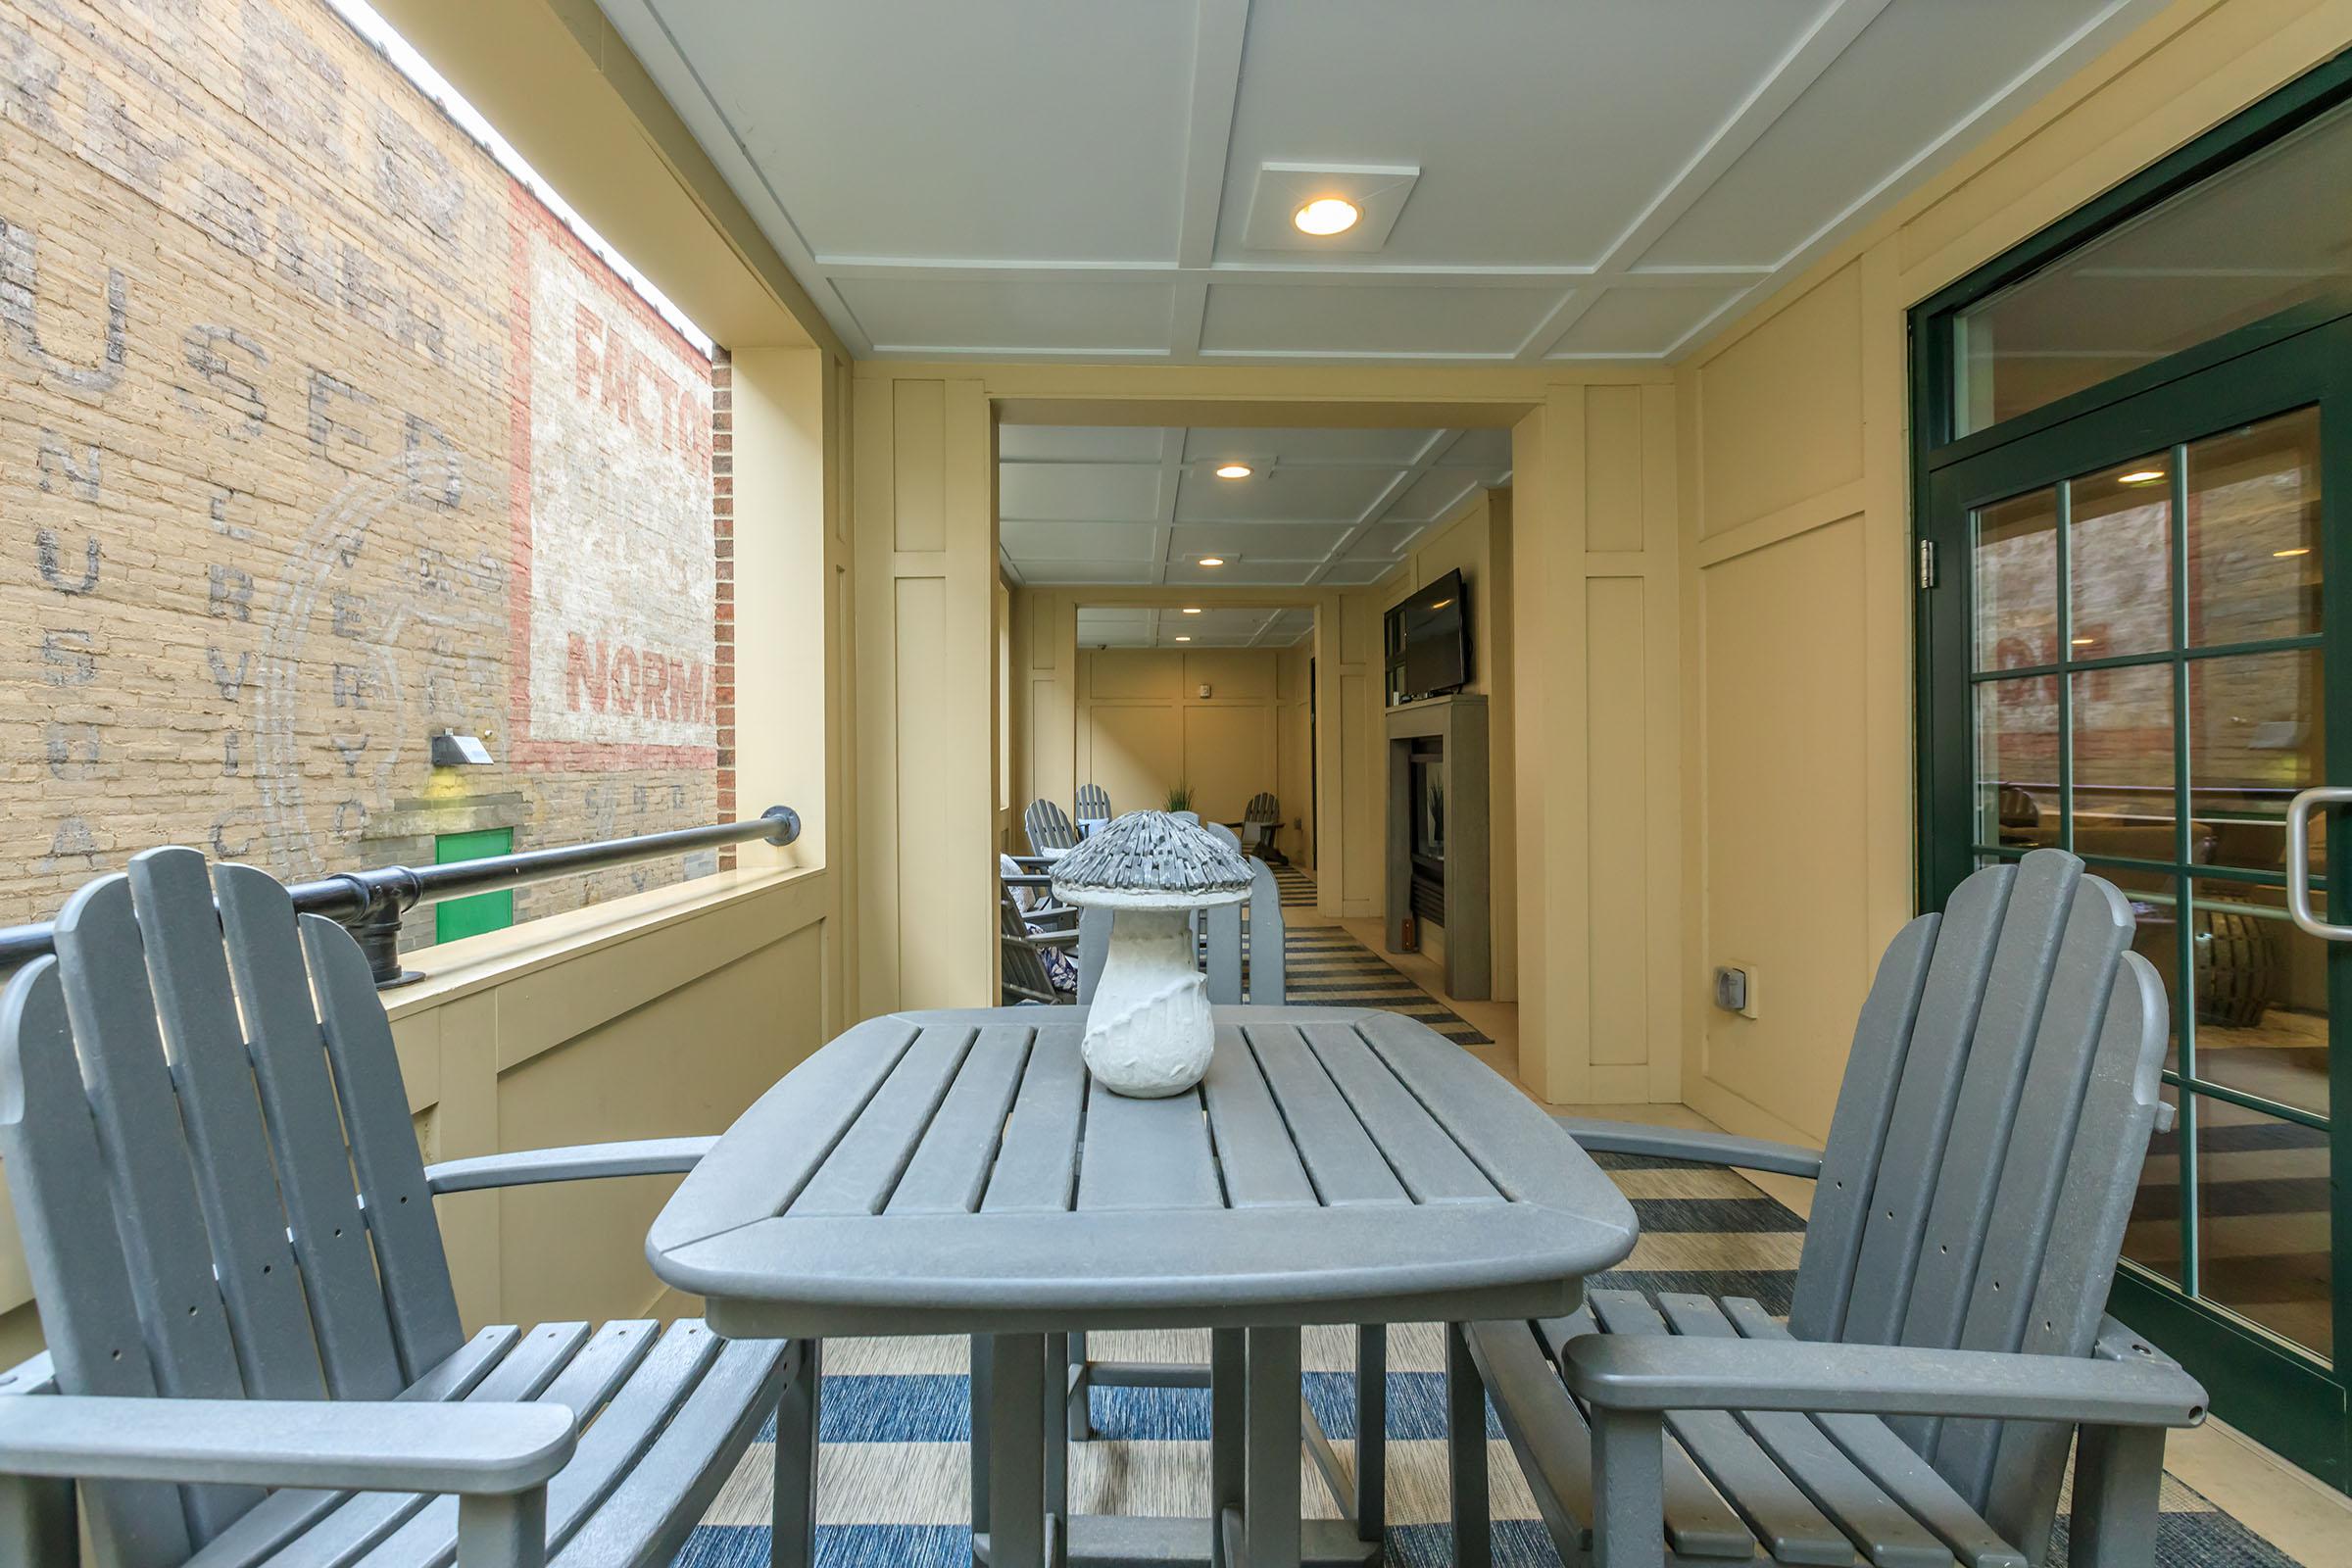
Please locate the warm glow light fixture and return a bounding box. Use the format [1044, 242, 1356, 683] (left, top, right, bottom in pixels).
[2072, 636, 2097, 646]
[2276, 546, 2312, 558]
[1174, 635, 1192, 642]
[1198, 556, 1226, 567]
[2119, 468, 2167, 485]
[1182, 607, 1202, 614]
[1292, 197, 1361, 236]
[1214, 463, 1252, 479]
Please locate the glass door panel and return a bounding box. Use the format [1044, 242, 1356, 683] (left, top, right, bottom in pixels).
[2194, 1092, 2333, 1359]
[1933, 354, 2346, 1480]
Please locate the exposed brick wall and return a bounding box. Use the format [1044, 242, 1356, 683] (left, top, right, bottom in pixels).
[0, 0, 721, 935]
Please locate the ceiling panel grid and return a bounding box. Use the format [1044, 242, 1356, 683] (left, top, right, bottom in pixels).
[596, 0, 2170, 364]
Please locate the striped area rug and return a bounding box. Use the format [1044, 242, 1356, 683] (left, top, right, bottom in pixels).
[670, 1151, 2296, 1567]
[1281, 922, 1492, 1047]
[1271, 862, 1316, 906]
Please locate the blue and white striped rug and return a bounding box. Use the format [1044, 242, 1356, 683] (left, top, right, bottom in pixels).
[670, 1151, 2298, 1566]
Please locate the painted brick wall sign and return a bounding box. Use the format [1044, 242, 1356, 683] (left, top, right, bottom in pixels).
[0, 0, 718, 933]
[511, 195, 716, 766]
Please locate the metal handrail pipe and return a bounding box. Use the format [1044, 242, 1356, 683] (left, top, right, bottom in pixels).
[0, 807, 801, 987]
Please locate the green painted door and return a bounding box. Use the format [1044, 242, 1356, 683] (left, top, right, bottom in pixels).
[1919, 319, 2352, 1486]
[434, 828, 514, 945]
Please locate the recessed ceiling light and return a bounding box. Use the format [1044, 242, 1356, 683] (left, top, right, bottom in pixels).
[1198, 557, 1225, 567]
[1292, 197, 1360, 236]
[2119, 468, 2167, 485]
[1174, 635, 1192, 642]
[1215, 463, 1252, 479]
[1182, 607, 1202, 613]
[2276, 546, 2312, 558]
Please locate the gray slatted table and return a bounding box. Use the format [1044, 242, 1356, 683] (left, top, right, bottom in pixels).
[649, 1004, 1638, 1568]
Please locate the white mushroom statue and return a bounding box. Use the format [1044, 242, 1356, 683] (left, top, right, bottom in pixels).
[1050, 810, 1254, 1098]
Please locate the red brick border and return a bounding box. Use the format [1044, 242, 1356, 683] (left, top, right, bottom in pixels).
[712, 350, 736, 865]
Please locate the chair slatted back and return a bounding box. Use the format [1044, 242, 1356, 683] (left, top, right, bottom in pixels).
[1243, 792, 1278, 828]
[1000, 890, 1060, 1004]
[1075, 784, 1110, 821]
[1089, 859, 1280, 1006]
[1788, 850, 2166, 1547]
[1024, 799, 1079, 857]
[1205, 859, 1284, 1004]
[0, 848, 466, 1566]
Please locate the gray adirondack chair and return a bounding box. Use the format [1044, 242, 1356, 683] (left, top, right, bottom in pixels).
[1452, 849, 2207, 1568]
[1074, 783, 1111, 822]
[1023, 799, 1080, 858]
[1000, 885, 1079, 1005]
[1233, 792, 1283, 863]
[0, 847, 816, 1568]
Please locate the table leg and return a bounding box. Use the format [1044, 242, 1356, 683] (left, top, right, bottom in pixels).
[1244, 1327, 1301, 1568]
[1066, 1330, 1094, 1441]
[1044, 1332, 1070, 1540]
[970, 1335, 993, 1553]
[1208, 1328, 1246, 1568]
[1352, 1326, 1385, 1542]
[987, 1334, 1049, 1568]
[772, 1339, 821, 1568]
[1446, 1323, 1491, 1568]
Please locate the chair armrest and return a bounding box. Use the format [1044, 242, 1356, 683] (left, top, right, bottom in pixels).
[1551, 1116, 1825, 1178]
[424, 1136, 717, 1195]
[1032, 930, 1081, 952]
[1561, 1336, 2207, 1427]
[0, 1356, 55, 1396]
[0, 1396, 573, 1494]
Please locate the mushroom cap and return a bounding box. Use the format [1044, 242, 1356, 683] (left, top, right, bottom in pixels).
[1050, 809, 1253, 908]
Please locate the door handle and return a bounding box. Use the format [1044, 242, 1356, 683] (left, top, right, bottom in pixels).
[2284, 786, 2352, 941]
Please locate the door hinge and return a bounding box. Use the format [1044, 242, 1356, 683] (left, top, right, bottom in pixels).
[1917, 538, 1938, 590]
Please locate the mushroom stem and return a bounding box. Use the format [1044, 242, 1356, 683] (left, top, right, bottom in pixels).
[1083, 906, 1214, 1098]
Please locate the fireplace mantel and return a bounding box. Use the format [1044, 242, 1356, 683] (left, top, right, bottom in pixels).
[1384, 693, 1490, 1001]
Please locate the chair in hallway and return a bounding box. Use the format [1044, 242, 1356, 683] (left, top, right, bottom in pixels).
[1023, 797, 1081, 858]
[1000, 882, 1079, 1004]
[1234, 791, 1284, 864]
[1074, 782, 1111, 822]
[0, 847, 814, 1568]
[1451, 848, 2208, 1568]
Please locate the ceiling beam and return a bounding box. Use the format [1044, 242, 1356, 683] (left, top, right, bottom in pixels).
[1305, 428, 1454, 588]
[1152, 427, 1186, 585]
[1518, 0, 1896, 364]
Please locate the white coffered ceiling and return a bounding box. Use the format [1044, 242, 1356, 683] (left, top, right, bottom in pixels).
[1000, 425, 1510, 587]
[1077, 605, 1314, 650]
[594, 0, 2167, 364]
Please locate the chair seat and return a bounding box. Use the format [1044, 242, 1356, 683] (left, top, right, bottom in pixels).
[183, 1318, 791, 1568]
[1470, 1290, 2032, 1568]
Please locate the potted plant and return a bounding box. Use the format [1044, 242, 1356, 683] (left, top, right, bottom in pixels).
[1164, 782, 1193, 812]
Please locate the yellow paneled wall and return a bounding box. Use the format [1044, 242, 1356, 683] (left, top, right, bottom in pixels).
[852, 377, 999, 1011]
[1675, 0, 2352, 1148]
[1075, 649, 1295, 846]
[1377, 489, 1519, 1000]
[1509, 388, 1684, 1102]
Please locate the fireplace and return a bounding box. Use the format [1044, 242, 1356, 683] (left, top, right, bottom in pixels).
[1408, 739, 1446, 926]
[1384, 694, 1489, 1001]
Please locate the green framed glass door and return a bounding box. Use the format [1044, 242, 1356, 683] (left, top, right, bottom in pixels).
[1920, 318, 2352, 1485]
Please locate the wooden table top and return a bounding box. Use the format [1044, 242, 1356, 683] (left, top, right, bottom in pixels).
[649, 1004, 1638, 1338]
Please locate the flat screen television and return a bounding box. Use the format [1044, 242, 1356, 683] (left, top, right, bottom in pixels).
[1385, 567, 1470, 703]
